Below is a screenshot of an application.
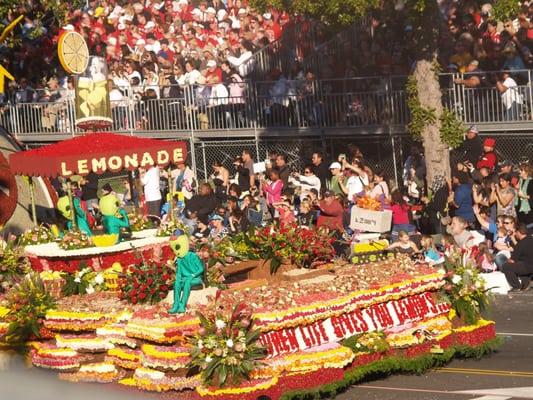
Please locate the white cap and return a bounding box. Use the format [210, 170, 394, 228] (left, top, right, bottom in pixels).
[207, 60, 217, 67]
[118, 23, 126, 30]
[263, 13, 272, 20]
[329, 162, 342, 170]
[217, 9, 227, 21]
[136, 38, 146, 45]
[178, 0, 188, 5]
[231, 20, 241, 29]
[63, 24, 75, 31]
[192, 8, 201, 15]
[145, 44, 153, 52]
[207, 7, 216, 14]
[145, 21, 155, 30]
[238, 8, 247, 15]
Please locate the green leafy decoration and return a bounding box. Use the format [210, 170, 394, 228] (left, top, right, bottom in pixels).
[440, 107, 466, 149]
[187, 302, 266, 387]
[280, 337, 502, 400]
[2, 272, 56, 345]
[492, 0, 521, 22]
[406, 75, 436, 140]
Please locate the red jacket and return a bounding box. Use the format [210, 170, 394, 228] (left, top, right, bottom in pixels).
[317, 199, 344, 231]
[476, 151, 497, 171]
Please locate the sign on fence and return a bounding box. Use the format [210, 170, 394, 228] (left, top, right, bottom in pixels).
[350, 206, 392, 233]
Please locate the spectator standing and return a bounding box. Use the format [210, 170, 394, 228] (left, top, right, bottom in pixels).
[501, 224, 533, 291]
[172, 162, 196, 200]
[491, 173, 517, 218]
[311, 152, 330, 194]
[80, 172, 99, 216]
[369, 169, 390, 203]
[274, 154, 291, 187]
[422, 174, 449, 235]
[327, 162, 345, 198]
[450, 172, 474, 223]
[516, 163, 533, 226]
[233, 156, 251, 193]
[496, 71, 523, 120]
[140, 165, 162, 216]
[460, 125, 483, 165]
[241, 150, 256, 189]
[290, 166, 321, 200]
[262, 169, 283, 218]
[476, 138, 498, 172]
[390, 189, 416, 241]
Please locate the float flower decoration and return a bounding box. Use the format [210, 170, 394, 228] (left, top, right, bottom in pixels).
[193, 242, 228, 289]
[129, 214, 155, 232]
[62, 263, 108, 296]
[241, 224, 336, 274]
[188, 300, 267, 388]
[19, 224, 54, 246]
[0, 234, 30, 293]
[59, 229, 92, 251]
[342, 332, 390, 354]
[156, 219, 190, 237]
[440, 252, 490, 325]
[118, 260, 174, 305]
[356, 196, 383, 211]
[2, 272, 56, 344]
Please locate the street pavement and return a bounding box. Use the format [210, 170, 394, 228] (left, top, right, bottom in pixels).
[0, 292, 531, 400]
[340, 292, 533, 400]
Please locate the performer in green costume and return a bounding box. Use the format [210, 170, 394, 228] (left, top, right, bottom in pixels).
[57, 196, 92, 236]
[99, 193, 130, 241]
[168, 229, 204, 314]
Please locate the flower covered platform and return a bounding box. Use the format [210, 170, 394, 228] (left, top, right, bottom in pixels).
[5, 256, 499, 400]
[25, 229, 173, 273]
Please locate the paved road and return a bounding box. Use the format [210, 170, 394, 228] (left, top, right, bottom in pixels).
[340, 292, 533, 400]
[1, 293, 531, 400]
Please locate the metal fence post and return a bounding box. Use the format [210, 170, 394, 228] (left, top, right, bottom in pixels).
[527, 70, 533, 119]
[391, 135, 399, 188]
[189, 136, 198, 183]
[202, 142, 208, 182]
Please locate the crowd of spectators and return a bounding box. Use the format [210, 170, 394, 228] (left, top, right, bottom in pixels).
[67, 133, 533, 294]
[0, 0, 305, 100]
[5, 1, 533, 131]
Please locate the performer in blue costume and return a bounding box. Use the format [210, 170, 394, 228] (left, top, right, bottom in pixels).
[99, 193, 130, 241]
[168, 229, 204, 314]
[56, 196, 92, 236]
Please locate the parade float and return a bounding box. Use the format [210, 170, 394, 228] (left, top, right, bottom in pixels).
[0, 27, 498, 399]
[0, 218, 500, 400]
[8, 132, 187, 273]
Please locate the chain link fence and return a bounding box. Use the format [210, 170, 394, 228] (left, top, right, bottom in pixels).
[190, 133, 533, 190]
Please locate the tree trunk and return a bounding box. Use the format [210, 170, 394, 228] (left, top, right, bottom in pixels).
[412, 60, 451, 186]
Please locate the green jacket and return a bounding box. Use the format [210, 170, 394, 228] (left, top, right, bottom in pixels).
[102, 208, 130, 235]
[176, 251, 204, 280]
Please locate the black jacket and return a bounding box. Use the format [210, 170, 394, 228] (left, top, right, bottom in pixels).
[312, 162, 331, 194]
[185, 193, 218, 224]
[461, 135, 483, 164]
[511, 235, 533, 266]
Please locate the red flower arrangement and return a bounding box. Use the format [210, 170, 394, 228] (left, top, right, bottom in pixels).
[118, 261, 174, 305]
[244, 224, 336, 273]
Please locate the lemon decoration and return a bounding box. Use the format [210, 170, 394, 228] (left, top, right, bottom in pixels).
[58, 31, 89, 75]
[92, 233, 119, 247]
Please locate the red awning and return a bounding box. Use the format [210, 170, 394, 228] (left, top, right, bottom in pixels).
[9, 132, 188, 178]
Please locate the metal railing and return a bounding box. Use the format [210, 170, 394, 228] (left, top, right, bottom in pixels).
[4, 70, 533, 138]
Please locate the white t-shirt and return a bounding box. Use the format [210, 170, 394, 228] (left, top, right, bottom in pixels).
[501, 77, 523, 109]
[141, 167, 162, 202]
[346, 174, 369, 200]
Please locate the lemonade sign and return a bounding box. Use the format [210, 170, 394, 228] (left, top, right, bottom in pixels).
[57, 31, 112, 130]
